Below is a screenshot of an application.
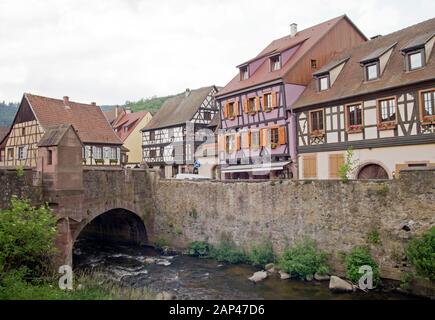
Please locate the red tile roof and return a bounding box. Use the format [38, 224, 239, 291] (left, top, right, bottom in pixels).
[293, 17, 435, 109]
[216, 15, 365, 97]
[112, 111, 149, 142]
[25, 93, 122, 145]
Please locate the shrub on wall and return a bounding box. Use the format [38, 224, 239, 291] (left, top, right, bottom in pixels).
[345, 246, 380, 286]
[248, 240, 275, 267]
[406, 227, 435, 281]
[209, 240, 248, 264]
[278, 237, 329, 279]
[188, 241, 212, 257]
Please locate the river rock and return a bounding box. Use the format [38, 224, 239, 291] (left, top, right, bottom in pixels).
[306, 274, 314, 281]
[249, 271, 268, 283]
[279, 271, 290, 280]
[157, 260, 171, 267]
[265, 263, 275, 271]
[314, 273, 330, 281]
[144, 258, 157, 264]
[329, 276, 355, 293]
[156, 291, 176, 300]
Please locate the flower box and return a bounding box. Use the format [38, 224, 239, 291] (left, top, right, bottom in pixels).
[271, 143, 278, 149]
[110, 159, 118, 164]
[309, 130, 325, 138]
[95, 159, 104, 165]
[377, 122, 396, 131]
[347, 125, 363, 133]
[422, 115, 435, 124]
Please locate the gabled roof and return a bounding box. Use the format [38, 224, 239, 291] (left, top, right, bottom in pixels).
[402, 32, 435, 52]
[113, 111, 150, 142]
[293, 17, 435, 109]
[104, 106, 125, 124]
[0, 126, 9, 148]
[24, 93, 122, 145]
[142, 86, 217, 131]
[312, 57, 350, 76]
[216, 15, 366, 97]
[359, 42, 397, 64]
[38, 124, 83, 147]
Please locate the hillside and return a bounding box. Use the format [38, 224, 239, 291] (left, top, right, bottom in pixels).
[0, 102, 19, 127]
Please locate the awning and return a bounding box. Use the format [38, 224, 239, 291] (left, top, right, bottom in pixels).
[221, 161, 291, 174]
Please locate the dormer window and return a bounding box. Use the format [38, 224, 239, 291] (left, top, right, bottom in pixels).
[407, 50, 424, 71]
[240, 66, 249, 80]
[318, 75, 329, 91]
[270, 55, 281, 71]
[365, 62, 379, 81]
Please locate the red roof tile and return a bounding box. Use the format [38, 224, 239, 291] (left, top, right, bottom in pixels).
[25, 93, 122, 145]
[112, 111, 149, 142]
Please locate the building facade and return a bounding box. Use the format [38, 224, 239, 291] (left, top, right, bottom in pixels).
[112, 109, 152, 167]
[215, 15, 367, 180]
[0, 94, 123, 168]
[292, 18, 435, 179]
[142, 86, 219, 178]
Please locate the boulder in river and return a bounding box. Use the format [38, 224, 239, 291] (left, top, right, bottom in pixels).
[156, 291, 176, 300]
[249, 271, 268, 283]
[144, 258, 157, 264]
[265, 263, 275, 271]
[279, 271, 290, 280]
[329, 276, 355, 293]
[157, 260, 172, 267]
[306, 274, 314, 281]
[314, 272, 330, 281]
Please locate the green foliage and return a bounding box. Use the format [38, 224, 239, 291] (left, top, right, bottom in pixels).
[338, 146, 358, 182]
[0, 197, 57, 278]
[248, 240, 275, 267]
[345, 247, 380, 286]
[367, 230, 381, 245]
[175, 227, 182, 236]
[188, 241, 212, 257]
[154, 238, 169, 249]
[406, 227, 435, 281]
[124, 95, 173, 114]
[278, 238, 329, 279]
[16, 165, 24, 178]
[209, 240, 248, 264]
[190, 207, 198, 219]
[400, 272, 414, 290]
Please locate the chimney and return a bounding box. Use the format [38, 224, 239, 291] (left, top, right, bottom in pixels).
[63, 96, 69, 104]
[290, 23, 297, 37]
[185, 88, 191, 97]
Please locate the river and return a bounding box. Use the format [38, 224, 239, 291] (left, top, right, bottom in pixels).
[73, 239, 417, 300]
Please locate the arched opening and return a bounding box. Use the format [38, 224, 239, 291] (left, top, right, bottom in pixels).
[76, 208, 147, 245]
[357, 163, 389, 180]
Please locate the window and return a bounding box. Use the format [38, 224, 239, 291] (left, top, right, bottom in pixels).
[203, 111, 211, 121]
[407, 50, 424, 71]
[319, 76, 329, 91]
[378, 98, 396, 123]
[311, 59, 318, 69]
[227, 102, 236, 118]
[150, 149, 157, 158]
[309, 110, 324, 134]
[346, 103, 363, 131]
[270, 55, 281, 71]
[47, 150, 53, 165]
[247, 98, 256, 113]
[263, 93, 272, 110]
[7, 148, 14, 160]
[93, 146, 102, 159]
[18, 147, 25, 160]
[110, 147, 117, 160]
[270, 128, 279, 144]
[22, 127, 25, 136]
[420, 89, 435, 122]
[251, 131, 260, 149]
[225, 135, 236, 153]
[365, 62, 379, 81]
[240, 66, 249, 80]
[160, 146, 164, 157]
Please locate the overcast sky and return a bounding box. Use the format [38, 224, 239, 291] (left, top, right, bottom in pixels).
[0, 0, 433, 105]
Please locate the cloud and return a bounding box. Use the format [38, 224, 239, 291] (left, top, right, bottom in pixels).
[0, 0, 433, 105]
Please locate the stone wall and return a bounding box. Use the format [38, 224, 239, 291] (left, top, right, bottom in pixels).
[152, 168, 435, 280]
[0, 169, 43, 209]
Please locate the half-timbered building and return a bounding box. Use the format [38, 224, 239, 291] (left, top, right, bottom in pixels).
[215, 15, 367, 180]
[142, 86, 219, 178]
[0, 93, 123, 168]
[292, 18, 435, 179]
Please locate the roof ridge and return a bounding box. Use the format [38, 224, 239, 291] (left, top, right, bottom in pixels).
[25, 92, 98, 107]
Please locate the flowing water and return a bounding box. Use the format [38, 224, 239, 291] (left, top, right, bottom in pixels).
[73, 239, 417, 300]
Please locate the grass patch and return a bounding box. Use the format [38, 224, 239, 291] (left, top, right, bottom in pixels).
[248, 240, 275, 267]
[345, 246, 380, 286]
[209, 240, 248, 264]
[188, 241, 212, 257]
[366, 230, 381, 245]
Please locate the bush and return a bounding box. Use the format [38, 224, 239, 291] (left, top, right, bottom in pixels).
[0, 197, 57, 279]
[278, 238, 329, 279]
[406, 227, 435, 281]
[209, 240, 248, 264]
[154, 238, 169, 249]
[188, 241, 212, 257]
[345, 247, 380, 286]
[249, 240, 275, 267]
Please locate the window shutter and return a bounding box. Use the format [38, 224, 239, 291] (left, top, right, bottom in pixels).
[218, 134, 225, 154]
[262, 95, 266, 110]
[303, 155, 317, 178]
[236, 134, 241, 150]
[272, 92, 278, 108]
[255, 97, 260, 111]
[260, 128, 269, 147]
[234, 100, 239, 116]
[223, 103, 228, 119]
[243, 99, 248, 113]
[23, 146, 28, 159]
[329, 154, 345, 178]
[243, 132, 250, 149]
[278, 127, 286, 145]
